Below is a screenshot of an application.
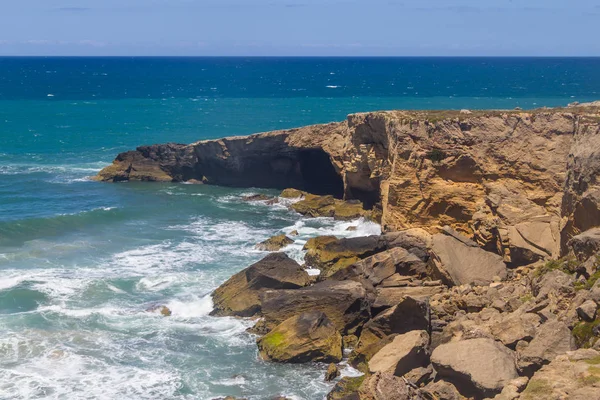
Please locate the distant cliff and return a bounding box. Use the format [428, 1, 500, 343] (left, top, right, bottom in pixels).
[96, 102, 600, 263]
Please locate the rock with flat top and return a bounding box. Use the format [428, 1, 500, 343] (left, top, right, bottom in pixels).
[368, 330, 429, 376]
[255, 234, 294, 251]
[431, 338, 518, 398]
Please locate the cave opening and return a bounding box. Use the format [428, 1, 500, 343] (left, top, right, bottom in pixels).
[298, 149, 344, 199]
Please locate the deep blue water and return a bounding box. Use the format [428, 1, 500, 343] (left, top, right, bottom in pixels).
[0, 57, 599, 400]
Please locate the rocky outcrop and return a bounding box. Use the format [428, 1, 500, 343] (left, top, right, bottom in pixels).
[255, 234, 294, 251]
[96, 104, 600, 259]
[210, 253, 310, 317]
[256, 311, 342, 363]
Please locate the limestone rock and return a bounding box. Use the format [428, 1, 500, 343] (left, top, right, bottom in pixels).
[304, 235, 387, 279]
[260, 280, 370, 334]
[325, 363, 340, 382]
[257, 311, 342, 363]
[517, 320, 576, 374]
[431, 338, 518, 398]
[430, 232, 507, 287]
[520, 349, 600, 400]
[368, 330, 429, 376]
[255, 234, 294, 251]
[569, 228, 600, 262]
[211, 253, 310, 317]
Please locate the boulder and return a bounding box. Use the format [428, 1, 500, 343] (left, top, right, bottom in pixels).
[488, 311, 542, 348]
[358, 372, 410, 400]
[326, 376, 365, 400]
[255, 234, 294, 251]
[257, 311, 342, 363]
[368, 330, 429, 376]
[146, 305, 172, 316]
[211, 253, 310, 317]
[420, 380, 464, 400]
[372, 286, 444, 311]
[382, 228, 432, 261]
[577, 300, 598, 322]
[330, 247, 427, 286]
[242, 193, 276, 202]
[429, 232, 508, 286]
[260, 280, 370, 334]
[289, 191, 371, 221]
[569, 227, 600, 261]
[520, 349, 600, 400]
[304, 235, 387, 279]
[517, 319, 576, 374]
[325, 363, 340, 382]
[431, 338, 518, 398]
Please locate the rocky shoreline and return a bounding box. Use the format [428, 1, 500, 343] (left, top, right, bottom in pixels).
[97, 103, 600, 399]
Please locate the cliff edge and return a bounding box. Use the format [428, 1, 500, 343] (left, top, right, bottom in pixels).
[95, 102, 600, 263]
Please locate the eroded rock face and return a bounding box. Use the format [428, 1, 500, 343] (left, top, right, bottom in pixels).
[431, 338, 518, 398]
[97, 105, 600, 258]
[210, 253, 310, 317]
[257, 311, 342, 363]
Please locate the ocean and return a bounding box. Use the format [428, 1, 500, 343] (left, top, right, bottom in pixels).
[1, 57, 599, 399]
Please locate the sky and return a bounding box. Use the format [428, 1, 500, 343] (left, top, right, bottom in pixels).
[0, 0, 599, 56]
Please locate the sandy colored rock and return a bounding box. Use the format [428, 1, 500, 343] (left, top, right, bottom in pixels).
[570, 228, 600, 262]
[211, 253, 310, 317]
[255, 234, 294, 251]
[431, 338, 518, 398]
[368, 330, 429, 376]
[324, 363, 340, 382]
[429, 232, 507, 286]
[517, 319, 576, 374]
[577, 300, 598, 322]
[357, 372, 410, 400]
[257, 311, 342, 363]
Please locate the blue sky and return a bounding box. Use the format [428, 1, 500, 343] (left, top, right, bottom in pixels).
[0, 0, 599, 56]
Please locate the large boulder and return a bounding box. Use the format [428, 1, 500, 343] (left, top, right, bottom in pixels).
[520, 349, 600, 400]
[569, 227, 600, 262]
[260, 280, 370, 335]
[368, 330, 430, 376]
[255, 234, 294, 251]
[517, 319, 576, 374]
[304, 235, 388, 279]
[429, 231, 507, 286]
[210, 253, 310, 317]
[256, 311, 342, 363]
[330, 247, 427, 286]
[431, 338, 518, 398]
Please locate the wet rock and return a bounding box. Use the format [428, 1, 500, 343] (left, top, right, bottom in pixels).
[146, 305, 172, 316]
[289, 191, 372, 221]
[368, 330, 429, 376]
[255, 234, 294, 251]
[211, 253, 310, 317]
[257, 311, 342, 363]
[241, 193, 275, 202]
[304, 235, 387, 279]
[429, 232, 507, 286]
[260, 280, 370, 334]
[289, 230, 299, 236]
[431, 338, 518, 398]
[326, 376, 365, 400]
[325, 363, 340, 382]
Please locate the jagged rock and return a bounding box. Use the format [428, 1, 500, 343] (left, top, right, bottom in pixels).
[288, 191, 372, 220]
[325, 363, 340, 382]
[304, 235, 387, 279]
[420, 380, 465, 400]
[326, 376, 365, 400]
[520, 349, 600, 400]
[577, 300, 598, 322]
[429, 232, 507, 286]
[368, 330, 429, 376]
[260, 280, 370, 334]
[382, 229, 432, 261]
[255, 234, 294, 251]
[403, 364, 434, 386]
[242, 193, 275, 202]
[431, 338, 518, 398]
[289, 230, 299, 236]
[257, 311, 342, 363]
[517, 319, 576, 374]
[330, 247, 427, 286]
[358, 372, 410, 400]
[211, 253, 310, 317]
[569, 228, 600, 261]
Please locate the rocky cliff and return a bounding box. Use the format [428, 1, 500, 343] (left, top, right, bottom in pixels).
[96, 102, 600, 264]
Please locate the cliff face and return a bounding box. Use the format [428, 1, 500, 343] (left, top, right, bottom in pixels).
[96, 103, 600, 263]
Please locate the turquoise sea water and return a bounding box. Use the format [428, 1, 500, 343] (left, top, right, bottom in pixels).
[1, 57, 600, 399]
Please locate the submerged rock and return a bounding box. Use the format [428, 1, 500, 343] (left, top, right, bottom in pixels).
[257, 311, 342, 363]
[146, 305, 172, 316]
[211, 253, 310, 317]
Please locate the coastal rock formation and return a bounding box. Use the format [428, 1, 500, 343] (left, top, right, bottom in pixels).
[255, 234, 294, 251]
[96, 104, 600, 259]
[210, 253, 310, 317]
